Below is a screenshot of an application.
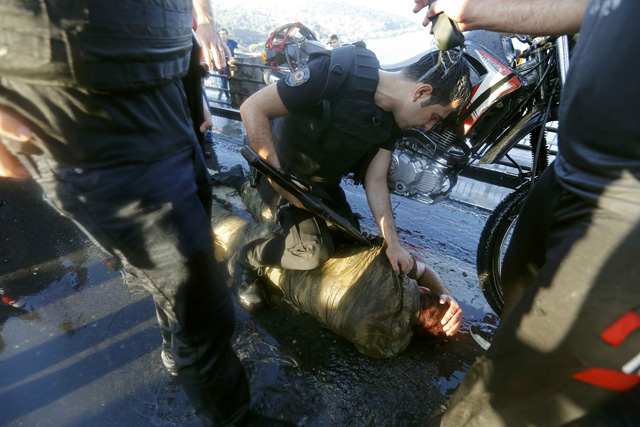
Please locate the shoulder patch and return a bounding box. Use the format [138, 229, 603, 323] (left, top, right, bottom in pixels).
[285, 66, 311, 87]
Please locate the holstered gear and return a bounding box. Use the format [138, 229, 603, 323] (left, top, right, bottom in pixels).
[0, 0, 193, 92]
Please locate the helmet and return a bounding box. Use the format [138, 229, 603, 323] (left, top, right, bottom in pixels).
[262, 22, 326, 71]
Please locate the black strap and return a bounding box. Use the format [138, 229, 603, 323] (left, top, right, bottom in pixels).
[241, 146, 371, 246]
[317, 45, 357, 138]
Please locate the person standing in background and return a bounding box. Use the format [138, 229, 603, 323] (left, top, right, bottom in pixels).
[217, 28, 251, 100]
[328, 34, 341, 48]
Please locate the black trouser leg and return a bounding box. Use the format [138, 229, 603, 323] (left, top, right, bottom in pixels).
[28, 145, 251, 425]
[246, 206, 335, 271]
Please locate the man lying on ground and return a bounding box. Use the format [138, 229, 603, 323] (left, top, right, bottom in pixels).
[210, 168, 462, 358]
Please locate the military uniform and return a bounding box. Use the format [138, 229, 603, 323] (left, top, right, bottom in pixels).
[212, 184, 422, 359]
[269, 244, 420, 359]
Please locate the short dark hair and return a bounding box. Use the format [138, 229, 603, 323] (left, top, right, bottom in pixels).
[403, 50, 471, 115]
[412, 291, 450, 338]
[220, 28, 228, 34]
[329, 34, 339, 41]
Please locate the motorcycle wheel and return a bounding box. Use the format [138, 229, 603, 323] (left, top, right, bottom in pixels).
[476, 183, 531, 316]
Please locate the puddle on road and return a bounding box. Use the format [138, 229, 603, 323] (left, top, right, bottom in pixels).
[231, 296, 483, 426]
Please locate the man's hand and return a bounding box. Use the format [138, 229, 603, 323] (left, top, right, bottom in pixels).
[196, 22, 232, 72]
[415, 262, 461, 335]
[0, 108, 32, 178]
[385, 242, 414, 275]
[414, 0, 473, 31]
[414, 0, 587, 35]
[199, 97, 213, 134]
[439, 294, 462, 336]
[193, 0, 231, 71]
[363, 148, 414, 274]
[269, 179, 307, 210]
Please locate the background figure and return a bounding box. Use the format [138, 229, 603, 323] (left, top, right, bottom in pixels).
[414, 0, 640, 425]
[217, 28, 251, 100]
[328, 34, 341, 48]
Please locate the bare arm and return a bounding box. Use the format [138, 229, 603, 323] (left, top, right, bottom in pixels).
[416, 261, 450, 296]
[239, 84, 305, 208]
[416, 261, 462, 336]
[364, 149, 413, 275]
[414, 0, 587, 35]
[192, 0, 232, 71]
[239, 84, 288, 167]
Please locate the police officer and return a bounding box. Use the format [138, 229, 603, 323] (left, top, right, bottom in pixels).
[414, 0, 640, 425]
[0, 0, 259, 425]
[237, 45, 471, 309]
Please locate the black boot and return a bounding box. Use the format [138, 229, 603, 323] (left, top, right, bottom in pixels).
[229, 244, 267, 311]
[212, 164, 248, 192]
[235, 277, 267, 311]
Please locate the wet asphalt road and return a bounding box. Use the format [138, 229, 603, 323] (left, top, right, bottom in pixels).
[0, 118, 499, 426]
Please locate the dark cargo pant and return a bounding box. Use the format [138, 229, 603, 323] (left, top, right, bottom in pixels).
[442, 166, 640, 426]
[245, 204, 336, 271]
[244, 176, 363, 271]
[21, 143, 250, 426]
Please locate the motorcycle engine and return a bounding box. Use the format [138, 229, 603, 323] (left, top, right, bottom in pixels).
[388, 128, 470, 204]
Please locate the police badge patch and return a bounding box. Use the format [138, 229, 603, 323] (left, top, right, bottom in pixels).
[285, 65, 310, 86]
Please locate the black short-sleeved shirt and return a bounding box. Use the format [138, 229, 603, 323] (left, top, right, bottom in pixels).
[273, 51, 399, 197]
[0, 77, 195, 168]
[554, 0, 640, 218]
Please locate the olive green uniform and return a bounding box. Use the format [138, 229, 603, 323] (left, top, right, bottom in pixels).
[211, 185, 421, 359]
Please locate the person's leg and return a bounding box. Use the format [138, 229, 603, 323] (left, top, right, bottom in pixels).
[223, 68, 230, 100]
[218, 69, 229, 100]
[28, 145, 250, 426]
[442, 168, 640, 426]
[232, 205, 335, 310]
[245, 205, 335, 271]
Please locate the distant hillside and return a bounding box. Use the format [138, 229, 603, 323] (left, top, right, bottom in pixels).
[212, 1, 421, 51]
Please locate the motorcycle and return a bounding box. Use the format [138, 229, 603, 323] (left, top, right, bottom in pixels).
[260, 23, 570, 316]
[390, 32, 569, 315]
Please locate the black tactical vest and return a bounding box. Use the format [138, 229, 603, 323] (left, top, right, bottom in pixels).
[0, 0, 193, 91]
[314, 45, 391, 145]
[273, 46, 399, 193]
